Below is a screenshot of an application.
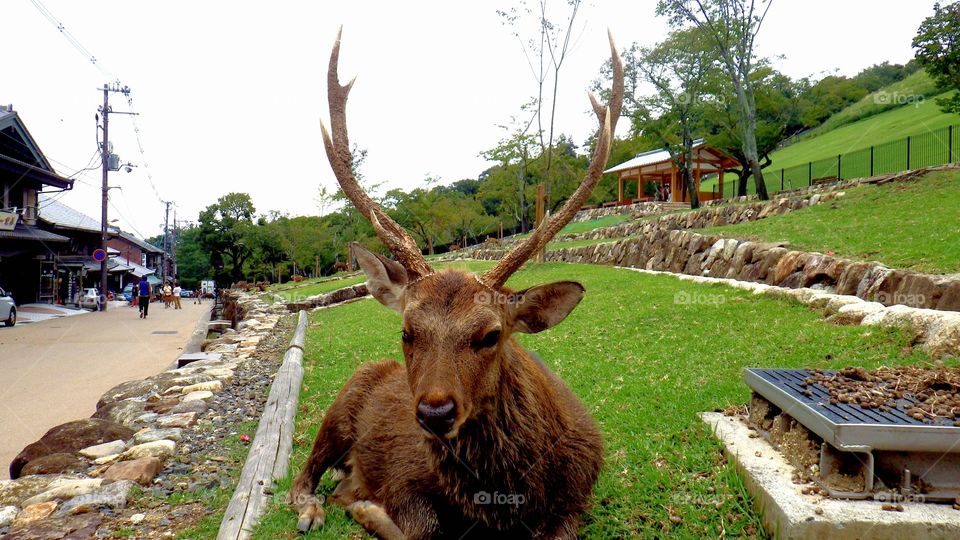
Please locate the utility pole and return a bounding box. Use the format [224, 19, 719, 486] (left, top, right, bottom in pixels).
[162, 201, 171, 284]
[97, 82, 132, 311]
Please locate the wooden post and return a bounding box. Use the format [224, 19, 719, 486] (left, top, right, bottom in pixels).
[498, 221, 503, 240]
[534, 183, 546, 262]
[218, 311, 308, 540]
[617, 175, 624, 203]
[718, 169, 725, 199]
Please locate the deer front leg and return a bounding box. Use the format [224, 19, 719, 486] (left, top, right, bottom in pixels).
[345, 493, 439, 540]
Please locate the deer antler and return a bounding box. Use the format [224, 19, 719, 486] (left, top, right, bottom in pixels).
[481, 31, 624, 290]
[320, 27, 433, 280]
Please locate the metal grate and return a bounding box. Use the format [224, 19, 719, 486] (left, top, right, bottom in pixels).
[744, 368, 960, 453]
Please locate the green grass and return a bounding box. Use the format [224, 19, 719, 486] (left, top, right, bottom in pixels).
[252, 261, 933, 539]
[771, 91, 957, 171]
[813, 71, 941, 135]
[701, 84, 958, 196]
[511, 214, 636, 242]
[268, 272, 359, 292]
[272, 275, 368, 302]
[547, 237, 627, 251]
[704, 168, 960, 274]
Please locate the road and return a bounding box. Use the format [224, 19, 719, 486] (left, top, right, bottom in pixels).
[0, 299, 210, 479]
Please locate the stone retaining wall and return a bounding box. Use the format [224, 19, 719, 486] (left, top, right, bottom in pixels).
[469, 231, 960, 313]
[571, 201, 690, 223]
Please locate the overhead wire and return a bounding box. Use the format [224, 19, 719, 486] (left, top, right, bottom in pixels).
[27, 0, 170, 234]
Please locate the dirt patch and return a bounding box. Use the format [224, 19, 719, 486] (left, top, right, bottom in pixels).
[749, 394, 822, 483]
[803, 364, 960, 423]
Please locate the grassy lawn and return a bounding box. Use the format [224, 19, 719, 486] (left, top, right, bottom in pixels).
[547, 237, 627, 251]
[252, 261, 931, 539]
[704, 168, 960, 274]
[271, 275, 368, 302]
[512, 214, 636, 242]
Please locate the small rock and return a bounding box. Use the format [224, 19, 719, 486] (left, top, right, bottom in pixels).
[169, 400, 208, 416]
[181, 381, 222, 394]
[22, 479, 103, 506]
[103, 457, 163, 486]
[183, 390, 214, 402]
[155, 412, 198, 428]
[19, 453, 87, 476]
[57, 480, 135, 516]
[136, 412, 160, 423]
[130, 512, 146, 524]
[0, 505, 18, 527]
[93, 453, 122, 465]
[79, 439, 127, 459]
[133, 428, 184, 445]
[119, 440, 176, 462]
[13, 501, 57, 526]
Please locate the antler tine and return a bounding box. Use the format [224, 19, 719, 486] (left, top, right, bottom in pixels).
[321, 28, 433, 280]
[481, 32, 624, 290]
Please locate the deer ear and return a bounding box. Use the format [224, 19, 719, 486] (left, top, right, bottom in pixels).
[352, 242, 408, 313]
[509, 281, 585, 334]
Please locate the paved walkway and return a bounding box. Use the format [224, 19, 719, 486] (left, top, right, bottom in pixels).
[0, 299, 211, 479]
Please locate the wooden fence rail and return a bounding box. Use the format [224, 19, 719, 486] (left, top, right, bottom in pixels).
[218, 310, 308, 540]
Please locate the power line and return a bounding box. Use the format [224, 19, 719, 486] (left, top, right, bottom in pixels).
[27, 0, 113, 79]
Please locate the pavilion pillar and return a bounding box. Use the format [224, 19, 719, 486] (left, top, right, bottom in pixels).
[718, 169, 725, 199]
[670, 168, 679, 202]
[617, 175, 624, 203]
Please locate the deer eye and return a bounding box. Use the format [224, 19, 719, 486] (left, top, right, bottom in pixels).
[401, 330, 414, 345]
[472, 329, 501, 350]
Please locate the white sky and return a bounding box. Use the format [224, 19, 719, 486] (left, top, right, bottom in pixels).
[2, 0, 939, 239]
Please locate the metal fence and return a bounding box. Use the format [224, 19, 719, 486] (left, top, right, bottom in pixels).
[738, 125, 959, 196]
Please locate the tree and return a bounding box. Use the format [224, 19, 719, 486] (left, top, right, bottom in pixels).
[498, 0, 583, 209]
[174, 226, 211, 289]
[658, 0, 774, 200]
[197, 192, 256, 283]
[479, 125, 540, 233]
[635, 28, 718, 208]
[913, 1, 960, 114]
[705, 66, 801, 195]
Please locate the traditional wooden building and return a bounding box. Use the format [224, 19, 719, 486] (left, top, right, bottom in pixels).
[0, 105, 73, 304]
[603, 139, 739, 204]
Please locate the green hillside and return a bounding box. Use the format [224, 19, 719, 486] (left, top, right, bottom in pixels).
[702, 72, 958, 195]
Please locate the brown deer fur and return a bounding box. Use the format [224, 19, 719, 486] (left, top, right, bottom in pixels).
[289, 246, 602, 539]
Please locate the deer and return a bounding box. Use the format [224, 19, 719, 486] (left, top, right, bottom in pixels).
[288, 28, 623, 539]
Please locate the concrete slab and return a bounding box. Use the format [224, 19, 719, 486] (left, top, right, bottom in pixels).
[701, 412, 960, 540]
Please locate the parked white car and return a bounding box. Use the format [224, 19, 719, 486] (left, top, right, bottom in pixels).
[79, 288, 102, 311]
[0, 286, 15, 327]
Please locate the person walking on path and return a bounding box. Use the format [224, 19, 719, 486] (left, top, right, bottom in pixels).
[163, 283, 172, 308]
[138, 279, 151, 319]
[173, 284, 182, 309]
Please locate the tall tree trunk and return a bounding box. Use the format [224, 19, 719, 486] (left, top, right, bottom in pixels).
[732, 78, 769, 200]
[682, 126, 700, 209]
[737, 167, 752, 197]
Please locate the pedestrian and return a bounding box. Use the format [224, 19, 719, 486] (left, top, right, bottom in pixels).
[138, 279, 151, 319]
[173, 283, 182, 309]
[163, 282, 172, 308]
[195, 285, 202, 304]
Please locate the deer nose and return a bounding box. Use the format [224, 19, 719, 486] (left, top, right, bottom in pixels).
[416, 398, 457, 436]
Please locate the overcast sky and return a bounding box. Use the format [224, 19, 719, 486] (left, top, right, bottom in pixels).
[3, 0, 938, 239]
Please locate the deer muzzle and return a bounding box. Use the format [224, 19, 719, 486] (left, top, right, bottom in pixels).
[416, 394, 458, 438]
